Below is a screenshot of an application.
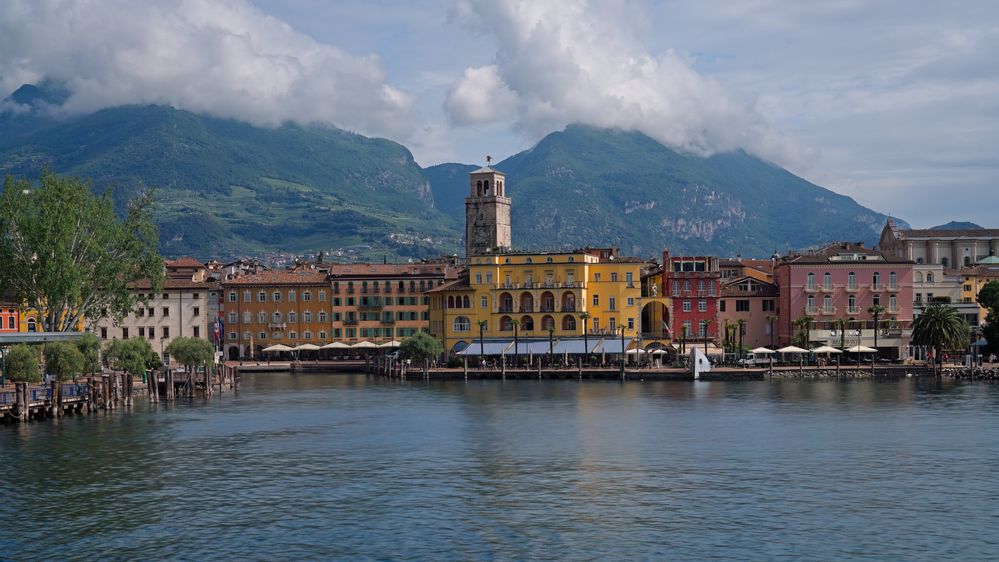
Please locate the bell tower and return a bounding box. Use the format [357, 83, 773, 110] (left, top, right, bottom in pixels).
[465, 156, 512, 258]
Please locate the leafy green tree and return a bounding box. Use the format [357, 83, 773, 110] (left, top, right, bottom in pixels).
[75, 332, 102, 375]
[105, 338, 160, 376]
[165, 337, 214, 373]
[400, 331, 444, 363]
[977, 280, 999, 311]
[5, 344, 42, 383]
[44, 342, 84, 381]
[0, 171, 163, 332]
[912, 304, 970, 373]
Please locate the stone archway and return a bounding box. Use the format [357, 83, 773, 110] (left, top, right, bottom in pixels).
[638, 298, 671, 340]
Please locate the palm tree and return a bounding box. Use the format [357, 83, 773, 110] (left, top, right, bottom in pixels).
[579, 312, 590, 365]
[868, 304, 887, 352]
[834, 317, 848, 349]
[680, 324, 688, 356]
[766, 315, 778, 349]
[792, 315, 811, 348]
[511, 318, 520, 366]
[702, 319, 713, 355]
[911, 304, 969, 376]
[477, 319, 488, 368]
[737, 318, 747, 359]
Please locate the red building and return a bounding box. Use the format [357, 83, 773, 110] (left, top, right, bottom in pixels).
[662, 250, 721, 342]
[0, 304, 19, 333]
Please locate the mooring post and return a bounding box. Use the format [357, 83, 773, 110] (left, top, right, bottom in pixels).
[49, 380, 59, 417]
[578, 356, 583, 380]
[463, 356, 468, 380]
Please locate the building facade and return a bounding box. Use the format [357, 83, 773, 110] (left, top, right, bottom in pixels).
[428, 249, 647, 353]
[775, 242, 914, 357]
[718, 276, 779, 350]
[0, 304, 19, 333]
[662, 251, 722, 344]
[880, 219, 999, 267]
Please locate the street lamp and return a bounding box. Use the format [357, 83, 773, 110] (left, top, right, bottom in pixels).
[548, 327, 554, 367]
[620, 325, 626, 376]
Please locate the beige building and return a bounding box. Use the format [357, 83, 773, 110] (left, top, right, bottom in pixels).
[465, 165, 512, 258]
[93, 258, 217, 365]
[880, 219, 999, 268]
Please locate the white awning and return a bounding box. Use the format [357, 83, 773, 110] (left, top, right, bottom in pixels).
[458, 341, 513, 356]
[776, 346, 809, 354]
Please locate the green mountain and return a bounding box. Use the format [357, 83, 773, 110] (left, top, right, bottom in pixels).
[429, 125, 901, 258]
[930, 221, 982, 230]
[1, 97, 461, 260]
[2, 83, 903, 260]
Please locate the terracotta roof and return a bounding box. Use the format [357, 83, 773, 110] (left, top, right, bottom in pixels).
[427, 276, 471, 294]
[326, 263, 458, 278]
[165, 257, 205, 268]
[130, 278, 217, 290]
[224, 269, 329, 286]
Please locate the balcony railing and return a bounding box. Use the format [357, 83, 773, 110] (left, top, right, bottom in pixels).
[822, 306, 837, 314]
[498, 306, 514, 313]
[847, 306, 859, 314]
[846, 284, 858, 292]
[871, 283, 883, 291]
[540, 306, 555, 313]
[805, 307, 819, 315]
[805, 285, 818, 293]
[562, 305, 577, 312]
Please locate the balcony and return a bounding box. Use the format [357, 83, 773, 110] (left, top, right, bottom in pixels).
[847, 306, 859, 314]
[804, 285, 818, 293]
[870, 283, 883, 291]
[846, 284, 858, 292]
[344, 317, 359, 325]
[539, 306, 555, 313]
[805, 307, 819, 315]
[562, 305, 577, 313]
[822, 306, 837, 315]
[498, 306, 514, 313]
[268, 322, 287, 330]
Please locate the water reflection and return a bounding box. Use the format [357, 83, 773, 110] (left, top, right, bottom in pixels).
[2, 374, 998, 561]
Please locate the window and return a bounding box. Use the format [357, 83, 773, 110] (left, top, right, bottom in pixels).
[304, 311, 312, 322]
[273, 291, 281, 302]
[303, 291, 312, 302]
[698, 300, 707, 312]
[319, 290, 326, 302]
[699, 280, 706, 294]
[259, 332, 267, 340]
[244, 290, 251, 302]
[148, 308, 154, 317]
[289, 290, 296, 302]
[100, 327, 107, 339]
[927, 272, 934, 283]
[304, 331, 312, 340]
[611, 272, 618, 282]
[228, 312, 237, 324]
[475, 273, 482, 284]
[193, 307, 200, 316]
[318, 311, 327, 322]
[708, 281, 715, 296]
[228, 292, 237, 302]
[848, 295, 857, 312]
[873, 295, 880, 307]
[807, 272, 815, 289]
[258, 291, 266, 302]
[823, 272, 832, 289]
[609, 317, 616, 332]
[258, 311, 267, 323]
[273, 312, 282, 323]
[873, 272, 881, 288]
[762, 300, 775, 312]
[889, 294, 897, 311]
[682, 320, 691, 336]
[889, 272, 897, 289]
[627, 317, 634, 330]
[148, 327, 155, 339]
[241, 311, 250, 323]
[719, 300, 726, 312]
[627, 297, 634, 307]
[594, 273, 601, 282]
[608, 297, 616, 311]
[964, 284, 972, 292]
[162, 327, 170, 338]
[481, 296, 488, 308]
[942, 257, 949, 267]
[229, 332, 237, 341]
[162, 294, 168, 300]
[823, 295, 832, 311]
[848, 272, 856, 289]
[736, 300, 750, 312]
[699, 320, 708, 337]
[122, 327, 129, 339]
[672, 281, 680, 295]
[319, 331, 327, 340]
[593, 294, 599, 306]
[289, 312, 297, 323]
[807, 295, 815, 312]
[162, 307, 169, 317]
[193, 327, 199, 338]
[626, 272, 633, 285]
[453, 317, 471, 332]
[289, 331, 298, 339]
[485, 273, 492, 284]
[682, 300, 691, 312]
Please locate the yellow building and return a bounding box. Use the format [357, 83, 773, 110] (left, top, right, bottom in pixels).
[961, 259, 999, 323]
[428, 248, 649, 353]
[18, 307, 85, 332]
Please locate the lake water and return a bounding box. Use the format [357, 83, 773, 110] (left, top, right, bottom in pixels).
[2, 374, 998, 561]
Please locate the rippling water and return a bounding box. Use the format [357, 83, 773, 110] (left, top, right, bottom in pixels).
[2, 375, 999, 561]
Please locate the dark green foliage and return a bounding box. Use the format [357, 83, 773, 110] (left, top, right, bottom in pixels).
[979, 280, 999, 356]
[165, 337, 215, 372]
[0, 170, 163, 331]
[5, 344, 41, 383]
[44, 342, 84, 381]
[105, 338, 160, 376]
[75, 332, 102, 376]
[977, 280, 999, 311]
[912, 304, 970, 362]
[399, 331, 443, 363]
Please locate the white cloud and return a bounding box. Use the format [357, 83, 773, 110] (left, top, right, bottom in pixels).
[443, 0, 813, 167]
[0, 0, 413, 138]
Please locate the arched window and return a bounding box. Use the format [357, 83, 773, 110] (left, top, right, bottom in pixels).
[889, 271, 897, 289]
[927, 272, 934, 282]
[447, 296, 455, 309]
[561, 291, 576, 311]
[546, 256, 553, 263]
[525, 257, 533, 264]
[500, 316, 513, 331]
[873, 272, 881, 288]
[453, 316, 471, 332]
[463, 295, 470, 308]
[807, 295, 815, 312]
[848, 295, 857, 312]
[541, 291, 555, 312]
[806, 272, 815, 289]
[500, 292, 513, 312]
[541, 315, 555, 331]
[823, 272, 832, 289]
[521, 316, 534, 331]
[562, 315, 576, 331]
[520, 292, 534, 312]
[914, 272, 923, 283]
[27, 318, 37, 332]
[848, 272, 856, 289]
[476, 180, 483, 195]
[823, 295, 832, 312]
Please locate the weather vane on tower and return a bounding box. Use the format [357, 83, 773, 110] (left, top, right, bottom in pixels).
[486, 155, 492, 166]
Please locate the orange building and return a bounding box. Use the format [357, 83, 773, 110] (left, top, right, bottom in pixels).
[0, 304, 19, 333]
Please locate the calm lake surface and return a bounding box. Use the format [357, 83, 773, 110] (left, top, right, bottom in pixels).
[2, 374, 999, 561]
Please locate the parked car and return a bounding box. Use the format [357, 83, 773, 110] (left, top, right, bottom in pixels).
[737, 357, 759, 367]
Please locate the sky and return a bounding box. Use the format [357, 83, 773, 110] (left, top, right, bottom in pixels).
[1, 0, 998, 228]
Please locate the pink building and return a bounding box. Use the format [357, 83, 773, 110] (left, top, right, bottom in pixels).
[775, 242, 914, 358]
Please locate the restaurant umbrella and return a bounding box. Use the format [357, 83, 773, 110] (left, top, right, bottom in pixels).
[811, 345, 843, 374]
[846, 344, 878, 376]
[777, 345, 809, 373]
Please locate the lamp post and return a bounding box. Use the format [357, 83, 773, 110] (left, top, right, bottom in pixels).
[477, 320, 487, 369]
[548, 327, 554, 367]
[620, 325, 626, 377]
[512, 319, 520, 367]
[580, 312, 590, 367]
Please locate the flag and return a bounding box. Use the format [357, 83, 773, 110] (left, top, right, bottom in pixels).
[662, 321, 672, 336]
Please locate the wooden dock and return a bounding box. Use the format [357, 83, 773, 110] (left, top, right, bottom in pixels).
[0, 365, 241, 423]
